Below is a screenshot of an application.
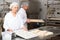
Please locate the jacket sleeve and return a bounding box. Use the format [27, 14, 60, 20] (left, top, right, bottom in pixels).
[17, 10, 27, 24]
[3, 14, 9, 31]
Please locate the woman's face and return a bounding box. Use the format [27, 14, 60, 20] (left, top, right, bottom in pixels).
[11, 5, 19, 13]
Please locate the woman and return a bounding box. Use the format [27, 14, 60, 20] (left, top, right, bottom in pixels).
[2, 2, 26, 40]
[17, 2, 30, 29]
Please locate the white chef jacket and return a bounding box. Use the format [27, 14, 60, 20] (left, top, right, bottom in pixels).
[3, 11, 24, 31]
[17, 8, 27, 25]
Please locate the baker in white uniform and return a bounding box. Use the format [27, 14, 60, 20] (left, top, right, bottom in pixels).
[2, 2, 26, 40]
[17, 2, 30, 30]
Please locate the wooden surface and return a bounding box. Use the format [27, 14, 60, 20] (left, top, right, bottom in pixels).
[49, 18, 60, 20]
[29, 19, 44, 23]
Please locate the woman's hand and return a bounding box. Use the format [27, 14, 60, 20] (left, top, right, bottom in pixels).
[21, 27, 28, 31]
[7, 29, 13, 32]
[26, 19, 30, 23]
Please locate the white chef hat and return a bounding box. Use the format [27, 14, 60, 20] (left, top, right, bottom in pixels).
[21, 2, 29, 8]
[9, 2, 19, 9]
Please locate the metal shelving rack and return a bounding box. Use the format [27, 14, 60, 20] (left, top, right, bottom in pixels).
[46, 0, 60, 26]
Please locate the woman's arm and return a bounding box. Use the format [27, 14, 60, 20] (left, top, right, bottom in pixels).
[3, 14, 13, 32]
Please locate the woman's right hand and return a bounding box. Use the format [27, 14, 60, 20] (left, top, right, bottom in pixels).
[7, 29, 13, 32]
[26, 19, 30, 23]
